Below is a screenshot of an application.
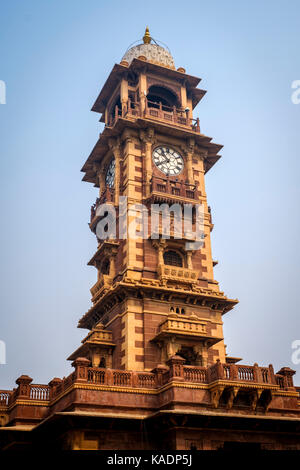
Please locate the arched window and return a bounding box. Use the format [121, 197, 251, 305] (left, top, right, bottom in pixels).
[110, 95, 121, 120]
[147, 85, 178, 110]
[163, 250, 183, 267]
[99, 357, 106, 368]
[102, 259, 110, 275]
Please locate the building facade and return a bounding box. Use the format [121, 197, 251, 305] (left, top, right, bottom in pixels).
[0, 28, 300, 451]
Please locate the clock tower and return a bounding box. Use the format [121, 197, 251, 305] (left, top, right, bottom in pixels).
[1, 27, 299, 452]
[70, 27, 238, 373]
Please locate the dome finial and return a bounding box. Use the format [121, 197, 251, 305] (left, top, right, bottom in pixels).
[143, 26, 151, 44]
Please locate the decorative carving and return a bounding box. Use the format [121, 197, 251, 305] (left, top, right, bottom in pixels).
[226, 387, 239, 409]
[249, 389, 263, 411]
[210, 386, 225, 408]
[122, 43, 175, 69]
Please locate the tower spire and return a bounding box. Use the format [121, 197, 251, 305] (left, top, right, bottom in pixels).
[143, 26, 151, 44]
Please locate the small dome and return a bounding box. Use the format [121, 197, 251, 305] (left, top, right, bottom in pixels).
[121, 28, 175, 69]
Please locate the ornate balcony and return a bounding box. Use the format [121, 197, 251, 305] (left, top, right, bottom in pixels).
[90, 274, 113, 304]
[1, 360, 297, 428]
[158, 264, 199, 285]
[155, 316, 207, 342]
[150, 175, 199, 203]
[107, 98, 201, 133]
[90, 186, 115, 227]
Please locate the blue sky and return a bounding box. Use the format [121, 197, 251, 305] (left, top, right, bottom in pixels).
[0, 0, 299, 388]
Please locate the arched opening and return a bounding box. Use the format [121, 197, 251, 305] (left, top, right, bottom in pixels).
[146, 85, 178, 110]
[177, 347, 197, 365]
[99, 357, 106, 368]
[101, 259, 110, 275]
[110, 95, 121, 120]
[163, 250, 183, 267]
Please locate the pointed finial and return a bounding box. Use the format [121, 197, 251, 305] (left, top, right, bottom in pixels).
[143, 26, 151, 44]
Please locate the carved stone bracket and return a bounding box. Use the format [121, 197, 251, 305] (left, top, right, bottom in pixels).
[226, 386, 239, 410]
[249, 389, 263, 411]
[210, 386, 225, 409]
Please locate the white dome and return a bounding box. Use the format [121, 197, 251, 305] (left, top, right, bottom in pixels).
[122, 43, 175, 69]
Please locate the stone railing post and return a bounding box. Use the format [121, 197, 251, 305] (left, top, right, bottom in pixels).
[268, 364, 276, 385]
[71, 357, 90, 383]
[106, 369, 113, 386]
[132, 372, 139, 388]
[15, 375, 33, 399]
[216, 359, 224, 379]
[48, 377, 62, 400]
[230, 364, 238, 381]
[276, 367, 296, 390]
[253, 363, 261, 383]
[166, 355, 185, 381]
[152, 365, 169, 387]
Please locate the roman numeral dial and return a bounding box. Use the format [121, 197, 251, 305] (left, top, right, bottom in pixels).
[152, 146, 184, 176]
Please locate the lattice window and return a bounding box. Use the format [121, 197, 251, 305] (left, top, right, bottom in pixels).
[163, 250, 183, 267]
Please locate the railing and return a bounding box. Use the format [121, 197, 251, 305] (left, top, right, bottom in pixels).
[30, 385, 50, 401]
[3, 361, 294, 412]
[106, 99, 201, 133]
[183, 366, 207, 383]
[88, 368, 106, 385]
[238, 366, 254, 381]
[113, 371, 132, 387]
[137, 373, 156, 388]
[0, 391, 11, 406]
[51, 372, 76, 400]
[223, 365, 231, 379]
[90, 187, 115, 223]
[261, 367, 270, 383]
[275, 375, 285, 389]
[86, 368, 156, 389]
[151, 176, 199, 200]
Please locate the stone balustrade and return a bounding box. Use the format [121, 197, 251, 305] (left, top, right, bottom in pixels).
[150, 175, 199, 200]
[90, 275, 113, 303]
[0, 359, 295, 412]
[107, 99, 201, 134]
[0, 391, 11, 406]
[90, 187, 115, 225]
[158, 264, 199, 284]
[158, 317, 207, 337]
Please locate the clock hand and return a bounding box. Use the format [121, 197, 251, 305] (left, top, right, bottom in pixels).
[160, 149, 170, 164]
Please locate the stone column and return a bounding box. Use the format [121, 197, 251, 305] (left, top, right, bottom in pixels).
[120, 76, 128, 116]
[185, 137, 195, 184]
[140, 127, 155, 197]
[108, 137, 121, 205]
[180, 83, 187, 109]
[138, 71, 147, 114]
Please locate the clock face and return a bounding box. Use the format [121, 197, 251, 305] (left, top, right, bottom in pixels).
[152, 146, 184, 176]
[105, 158, 115, 188]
